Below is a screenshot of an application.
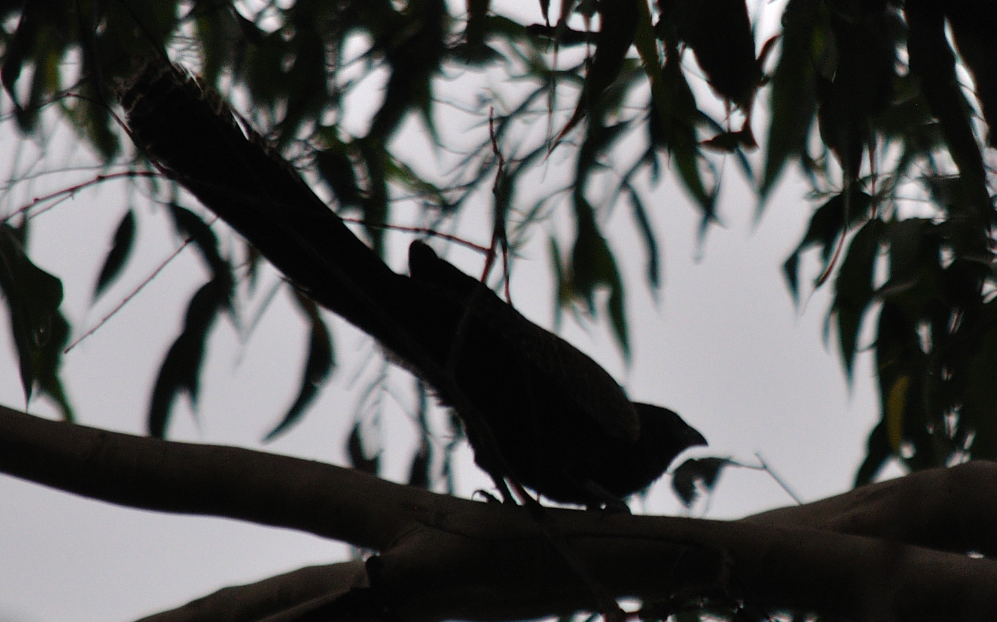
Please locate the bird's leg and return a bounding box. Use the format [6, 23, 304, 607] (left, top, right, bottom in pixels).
[472, 489, 503, 504]
[492, 475, 516, 504]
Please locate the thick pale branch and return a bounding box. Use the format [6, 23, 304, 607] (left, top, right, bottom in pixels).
[134, 507, 997, 622]
[4, 404, 997, 621]
[746, 461, 997, 556]
[0, 405, 437, 549]
[137, 561, 369, 622]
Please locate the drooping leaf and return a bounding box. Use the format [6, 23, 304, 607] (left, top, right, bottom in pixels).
[31, 310, 74, 421]
[832, 218, 884, 377]
[192, 0, 249, 86]
[0, 223, 65, 405]
[884, 374, 910, 451]
[960, 303, 997, 458]
[407, 437, 432, 489]
[671, 0, 761, 109]
[872, 302, 933, 472]
[815, 1, 896, 180]
[568, 199, 629, 357]
[0, 0, 72, 133]
[945, 1, 997, 148]
[454, 0, 499, 64]
[549, 235, 569, 331]
[168, 203, 226, 273]
[575, 118, 631, 201]
[358, 141, 390, 257]
[347, 422, 380, 475]
[367, 0, 448, 144]
[906, 0, 989, 213]
[93, 209, 136, 300]
[782, 253, 801, 303]
[759, 0, 822, 204]
[648, 50, 717, 219]
[854, 420, 892, 487]
[782, 190, 871, 303]
[316, 142, 362, 209]
[555, 0, 638, 141]
[624, 183, 659, 288]
[0, 3, 40, 108]
[148, 273, 233, 438]
[881, 218, 933, 298]
[538, 0, 551, 24]
[671, 456, 730, 507]
[264, 292, 335, 441]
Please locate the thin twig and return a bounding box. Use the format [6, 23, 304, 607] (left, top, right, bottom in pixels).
[340, 217, 490, 254]
[3, 170, 160, 224]
[64, 236, 194, 353]
[754, 453, 803, 505]
[486, 107, 512, 303]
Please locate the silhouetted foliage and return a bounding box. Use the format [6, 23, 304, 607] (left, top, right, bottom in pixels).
[2, 2, 997, 617]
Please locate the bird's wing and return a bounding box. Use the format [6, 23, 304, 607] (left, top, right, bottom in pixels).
[408, 241, 641, 443]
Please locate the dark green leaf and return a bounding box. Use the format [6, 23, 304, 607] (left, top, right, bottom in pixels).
[906, 0, 989, 213]
[230, 5, 265, 46]
[671, 456, 730, 507]
[652, 52, 717, 218]
[961, 305, 997, 458]
[672, 0, 760, 108]
[816, 2, 896, 178]
[316, 144, 362, 209]
[549, 235, 569, 331]
[454, 0, 499, 64]
[31, 311, 74, 421]
[575, 119, 631, 204]
[538, 0, 550, 23]
[833, 218, 884, 377]
[407, 438, 432, 489]
[569, 199, 629, 356]
[347, 422, 379, 475]
[946, 2, 997, 148]
[0, 224, 65, 405]
[759, 0, 821, 204]
[783, 252, 801, 302]
[148, 274, 232, 438]
[94, 209, 136, 300]
[168, 203, 226, 274]
[358, 142, 390, 257]
[624, 184, 659, 288]
[367, 0, 447, 144]
[607, 278, 629, 360]
[264, 293, 335, 441]
[872, 302, 934, 470]
[555, 0, 637, 139]
[783, 190, 871, 303]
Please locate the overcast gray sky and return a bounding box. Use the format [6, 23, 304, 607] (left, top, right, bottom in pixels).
[0, 159, 882, 622]
[0, 2, 887, 619]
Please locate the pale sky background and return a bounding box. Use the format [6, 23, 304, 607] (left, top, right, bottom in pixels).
[0, 2, 887, 620]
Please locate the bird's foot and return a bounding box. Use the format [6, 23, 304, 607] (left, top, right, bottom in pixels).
[472, 489, 503, 504]
[582, 481, 631, 514]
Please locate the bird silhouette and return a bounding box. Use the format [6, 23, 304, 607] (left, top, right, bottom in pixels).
[119, 58, 706, 508]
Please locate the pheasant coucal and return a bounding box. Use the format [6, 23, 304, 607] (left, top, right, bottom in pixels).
[119, 58, 706, 508]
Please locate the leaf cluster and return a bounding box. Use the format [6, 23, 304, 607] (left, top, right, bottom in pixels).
[1, 0, 997, 497]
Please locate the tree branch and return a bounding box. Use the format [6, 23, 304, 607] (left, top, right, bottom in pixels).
[137, 561, 369, 622]
[746, 461, 997, 556]
[0, 405, 433, 550]
[2, 404, 997, 621]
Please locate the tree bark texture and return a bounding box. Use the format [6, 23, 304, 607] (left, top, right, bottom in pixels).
[2, 405, 996, 622]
